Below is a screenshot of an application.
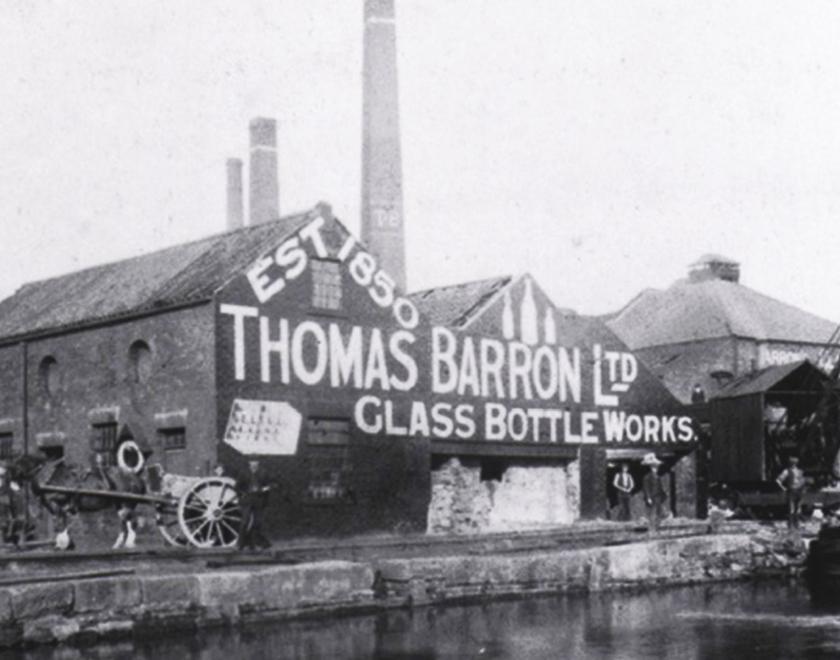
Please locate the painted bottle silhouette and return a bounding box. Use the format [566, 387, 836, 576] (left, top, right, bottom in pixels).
[544, 308, 557, 344]
[502, 290, 515, 340]
[520, 277, 538, 345]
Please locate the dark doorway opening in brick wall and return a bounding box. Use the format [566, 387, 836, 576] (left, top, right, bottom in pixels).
[605, 450, 696, 521]
[480, 457, 507, 482]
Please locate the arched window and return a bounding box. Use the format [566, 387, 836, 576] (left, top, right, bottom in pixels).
[39, 356, 60, 398]
[129, 340, 153, 384]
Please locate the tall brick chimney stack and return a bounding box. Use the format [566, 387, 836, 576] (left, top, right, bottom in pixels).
[226, 157, 244, 230]
[249, 117, 279, 225]
[361, 0, 407, 290]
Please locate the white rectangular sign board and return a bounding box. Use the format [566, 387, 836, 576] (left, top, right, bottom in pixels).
[223, 399, 302, 456]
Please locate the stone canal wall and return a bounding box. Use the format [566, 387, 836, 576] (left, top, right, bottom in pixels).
[0, 530, 808, 648]
[0, 561, 375, 647]
[375, 532, 804, 606]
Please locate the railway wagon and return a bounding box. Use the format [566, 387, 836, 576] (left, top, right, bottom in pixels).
[708, 360, 840, 517]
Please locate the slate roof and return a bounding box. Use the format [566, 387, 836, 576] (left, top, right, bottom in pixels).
[0, 208, 318, 341]
[713, 360, 829, 399]
[408, 276, 512, 328]
[607, 278, 837, 349]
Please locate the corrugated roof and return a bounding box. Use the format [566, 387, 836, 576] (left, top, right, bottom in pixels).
[408, 276, 512, 328]
[713, 360, 828, 399]
[0, 209, 316, 341]
[607, 278, 837, 348]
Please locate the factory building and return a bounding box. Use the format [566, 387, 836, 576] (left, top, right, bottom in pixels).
[607, 254, 838, 404]
[0, 206, 699, 540]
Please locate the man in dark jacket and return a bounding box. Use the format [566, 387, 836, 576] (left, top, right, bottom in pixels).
[236, 459, 272, 551]
[641, 453, 666, 532]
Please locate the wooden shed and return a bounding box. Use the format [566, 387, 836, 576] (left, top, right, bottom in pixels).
[709, 360, 836, 486]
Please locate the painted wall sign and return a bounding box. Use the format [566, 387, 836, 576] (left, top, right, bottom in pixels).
[217, 215, 696, 447]
[223, 399, 302, 456]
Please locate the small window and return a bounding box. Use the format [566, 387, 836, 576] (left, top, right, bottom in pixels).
[90, 423, 118, 466]
[306, 419, 350, 500]
[129, 340, 153, 384]
[311, 259, 342, 311]
[39, 356, 60, 398]
[159, 427, 186, 451]
[0, 433, 13, 460]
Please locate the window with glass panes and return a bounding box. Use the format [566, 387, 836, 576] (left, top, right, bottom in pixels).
[90, 423, 118, 466]
[311, 259, 342, 311]
[305, 419, 350, 500]
[0, 433, 12, 460]
[159, 427, 186, 451]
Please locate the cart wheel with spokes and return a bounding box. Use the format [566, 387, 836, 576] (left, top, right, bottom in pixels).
[177, 477, 241, 548]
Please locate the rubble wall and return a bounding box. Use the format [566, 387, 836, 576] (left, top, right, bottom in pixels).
[427, 457, 580, 534]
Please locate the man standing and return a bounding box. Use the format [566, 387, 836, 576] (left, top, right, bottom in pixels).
[236, 459, 272, 551]
[777, 455, 806, 530]
[612, 463, 635, 521]
[642, 453, 666, 532]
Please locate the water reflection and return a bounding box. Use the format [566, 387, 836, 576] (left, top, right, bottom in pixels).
[11, 581, 840, 660]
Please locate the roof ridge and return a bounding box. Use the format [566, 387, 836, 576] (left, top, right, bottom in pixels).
[408, 274, 513, 298]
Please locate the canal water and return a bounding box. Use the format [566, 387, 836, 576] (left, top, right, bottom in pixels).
[9, 580, 840, 659]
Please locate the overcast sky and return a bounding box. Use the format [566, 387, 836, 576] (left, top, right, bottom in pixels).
[2, 1, 840, 320]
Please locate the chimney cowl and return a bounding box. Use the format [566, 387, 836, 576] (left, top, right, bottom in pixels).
[688, 253, 740, 284]
[365, 0, 395, 19]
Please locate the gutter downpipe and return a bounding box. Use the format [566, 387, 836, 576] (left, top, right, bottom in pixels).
[20, 341, 29, 538]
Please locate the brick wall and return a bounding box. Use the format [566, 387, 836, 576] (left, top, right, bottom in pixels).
[0, 305, 217, 548]
[635, 338, 736, 404]
[637, 338, 831, 404]
[0, 305, 217, 471]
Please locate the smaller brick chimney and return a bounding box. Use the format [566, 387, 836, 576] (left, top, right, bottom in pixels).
[226, 157, 244, 230]
[249, 117, 279, 225]
[688, 254, 740, 283]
